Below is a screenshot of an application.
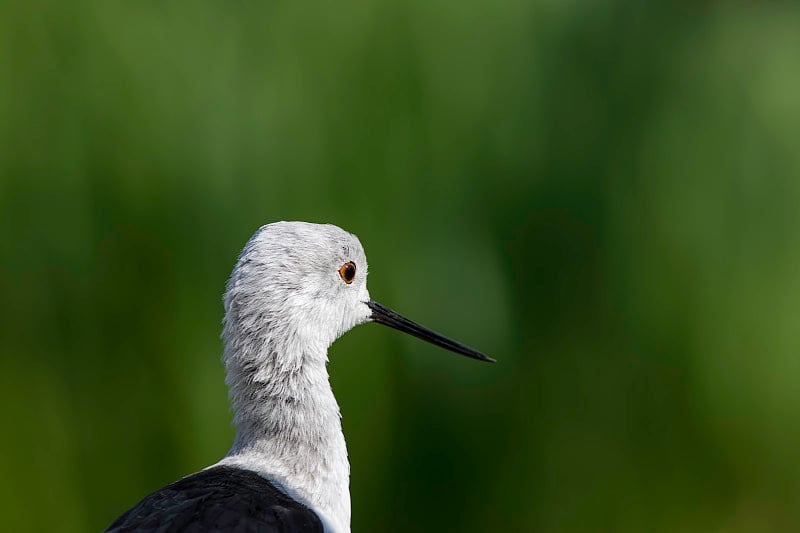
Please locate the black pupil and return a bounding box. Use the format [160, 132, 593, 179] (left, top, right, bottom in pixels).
[344, 264, 355, 280]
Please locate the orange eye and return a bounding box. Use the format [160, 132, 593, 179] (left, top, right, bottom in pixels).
[338, 261, 356, 284]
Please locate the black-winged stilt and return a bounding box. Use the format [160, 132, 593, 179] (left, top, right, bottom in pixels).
[106, 221, 493, 532]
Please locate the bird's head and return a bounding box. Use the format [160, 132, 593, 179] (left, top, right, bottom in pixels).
[223, 221, 493, 372]
[223, 221, 372, 360]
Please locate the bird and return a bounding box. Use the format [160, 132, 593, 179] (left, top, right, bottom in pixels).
[105, 221, 493, 533]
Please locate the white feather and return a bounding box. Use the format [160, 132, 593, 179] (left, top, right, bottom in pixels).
[212, 221, 372, 533]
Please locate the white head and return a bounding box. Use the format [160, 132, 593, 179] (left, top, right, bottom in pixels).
[224, 221, 492, 370]
[224, 222, 371, 368]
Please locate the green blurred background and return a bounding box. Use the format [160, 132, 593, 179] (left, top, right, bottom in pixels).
[2, 1, 800, 531]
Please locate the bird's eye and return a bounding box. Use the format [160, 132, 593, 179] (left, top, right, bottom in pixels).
[338, 261, 356, 284]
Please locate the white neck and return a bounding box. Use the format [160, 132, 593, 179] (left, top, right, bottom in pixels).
[215, 334, 350, 533]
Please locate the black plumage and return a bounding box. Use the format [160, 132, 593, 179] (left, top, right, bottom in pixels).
[105, 466, 323, 533]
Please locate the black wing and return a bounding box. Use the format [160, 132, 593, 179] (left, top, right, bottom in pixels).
[105, 466, 324, 533]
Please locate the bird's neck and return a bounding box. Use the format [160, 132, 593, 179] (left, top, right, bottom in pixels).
[217, 336, 350, 533]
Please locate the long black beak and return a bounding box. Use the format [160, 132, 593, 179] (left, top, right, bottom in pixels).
[367, 300, 495, 363]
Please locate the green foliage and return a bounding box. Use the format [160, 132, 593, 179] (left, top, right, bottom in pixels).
[2, 1, 800, 531]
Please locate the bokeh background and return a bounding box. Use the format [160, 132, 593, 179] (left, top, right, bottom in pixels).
[2, 1, 800, 531]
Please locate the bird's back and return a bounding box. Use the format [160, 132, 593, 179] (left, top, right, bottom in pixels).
[105, 466, 323, 533]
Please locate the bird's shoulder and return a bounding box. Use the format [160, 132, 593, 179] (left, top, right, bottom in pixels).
[105, 465, 324, 533]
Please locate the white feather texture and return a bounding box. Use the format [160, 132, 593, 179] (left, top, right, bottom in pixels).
[213, 221, 372, 533]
